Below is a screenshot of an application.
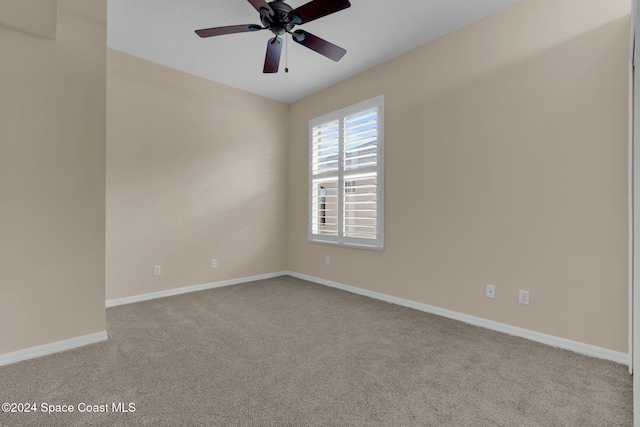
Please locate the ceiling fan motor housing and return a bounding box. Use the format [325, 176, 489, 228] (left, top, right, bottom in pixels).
[261, 1, 296, 35]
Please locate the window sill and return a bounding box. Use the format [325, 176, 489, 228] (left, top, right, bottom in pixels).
[309, 238, 384, 252]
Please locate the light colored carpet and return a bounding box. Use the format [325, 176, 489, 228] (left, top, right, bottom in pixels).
[0, 276, 632, 426]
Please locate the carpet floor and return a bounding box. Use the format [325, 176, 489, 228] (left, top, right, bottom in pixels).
[0, 276, 633, 426]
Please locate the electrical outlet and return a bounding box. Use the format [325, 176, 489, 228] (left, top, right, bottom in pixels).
[211, 259, 217, 269]
[153, 265, 161, 276]
[325, 257, 330, 266]
[519, 290, 530, 305]
[486, 284, 496, 299]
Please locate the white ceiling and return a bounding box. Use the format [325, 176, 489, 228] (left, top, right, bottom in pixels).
[107, 0, 522, 104]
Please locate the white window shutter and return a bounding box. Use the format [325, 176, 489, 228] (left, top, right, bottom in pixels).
[309, 96, 384, 250]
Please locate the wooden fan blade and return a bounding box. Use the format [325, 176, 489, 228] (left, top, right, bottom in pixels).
[288, 0, 350, 25]
[292, 30, 346, 62]
[195, 24, 262, 38]
[247, 0, 274, 17]
[263, 37, 283, 73]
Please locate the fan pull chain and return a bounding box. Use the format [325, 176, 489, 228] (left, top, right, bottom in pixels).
[285, 34, 289, 73]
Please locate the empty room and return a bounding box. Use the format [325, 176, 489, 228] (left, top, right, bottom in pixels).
[0, 0, 637, 425]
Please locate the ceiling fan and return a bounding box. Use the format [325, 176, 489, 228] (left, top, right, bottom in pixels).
[195, 0, 351, 73]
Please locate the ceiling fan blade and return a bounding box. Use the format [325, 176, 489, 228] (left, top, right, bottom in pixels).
[292, 30, 346, 62]
[247, 0, 274, 17]
[195, 24, 262, 38]
[264, 37, 283, 73]
[288, 0, 351, 25]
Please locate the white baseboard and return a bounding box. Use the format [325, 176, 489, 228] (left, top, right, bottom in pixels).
[4, 272, 628, 368]
[106, 271, 288, 308]
[285, 271, 631, 367]
[0, 330, 108, 367]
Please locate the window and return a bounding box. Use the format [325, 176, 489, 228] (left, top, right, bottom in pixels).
[309, 95, 384, 250]
[344, 180, 356, 193]
[319, 186, 327, 225]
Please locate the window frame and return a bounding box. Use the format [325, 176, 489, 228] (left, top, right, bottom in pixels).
[308, 95, 385, 251]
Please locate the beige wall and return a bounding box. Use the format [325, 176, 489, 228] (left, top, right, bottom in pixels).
[0, 0, 58, 40]
[0, 0, 107, 354]
[106, 50, 288, 300]
[288, 0, 631, 352]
